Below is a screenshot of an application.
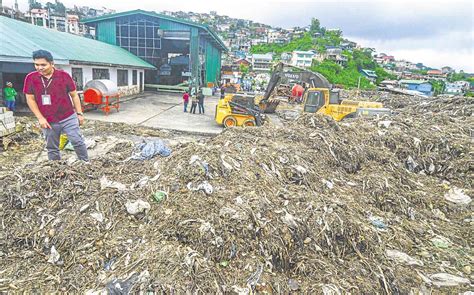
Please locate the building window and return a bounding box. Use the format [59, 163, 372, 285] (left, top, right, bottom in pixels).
[92, 68, 110, 80]
[71, 68, 83, 90]
[132, 70, 137, 85]
[115, 15, 162, 62]
[117, 70, 128, 86]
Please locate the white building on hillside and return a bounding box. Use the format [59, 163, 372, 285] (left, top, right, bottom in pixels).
[250, 53, 273, 72]
[290, 50, 316, 68]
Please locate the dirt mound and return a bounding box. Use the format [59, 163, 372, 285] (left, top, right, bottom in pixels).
[0, 93, 472, 293]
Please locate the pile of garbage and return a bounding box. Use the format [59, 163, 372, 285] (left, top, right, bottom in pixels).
[0, 93, 472, 293]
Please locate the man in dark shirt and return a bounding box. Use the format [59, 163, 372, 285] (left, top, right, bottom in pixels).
[23, 50, 88, 161]
[197, 89, 205, 114]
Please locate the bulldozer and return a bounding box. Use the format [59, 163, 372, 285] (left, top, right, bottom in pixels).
[302, 88, 391, 121]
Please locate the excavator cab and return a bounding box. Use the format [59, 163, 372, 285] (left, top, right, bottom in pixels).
[303, 89, 327, 113]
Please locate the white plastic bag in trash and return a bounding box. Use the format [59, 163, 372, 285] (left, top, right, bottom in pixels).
[444, 187, 471, 205]
[187, 181, 213, 195]
[125, 199, 151, 215]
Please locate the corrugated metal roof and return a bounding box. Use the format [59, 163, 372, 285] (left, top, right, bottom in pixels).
[82, 10, 227, 52]
[399, 80, 431, 85]
[0, 16, 155, 69]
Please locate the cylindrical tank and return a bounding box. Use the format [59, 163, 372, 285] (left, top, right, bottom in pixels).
[84, 79, 119, 104]
[291, 84, 304, 98]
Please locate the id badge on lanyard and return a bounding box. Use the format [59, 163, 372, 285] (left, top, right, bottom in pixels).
[41, 77, 53, 105]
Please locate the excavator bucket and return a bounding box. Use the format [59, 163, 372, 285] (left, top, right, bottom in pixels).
[259, 99, 280, 113]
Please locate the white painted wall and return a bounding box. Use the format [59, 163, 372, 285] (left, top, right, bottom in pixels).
[56, 64, 146, 96]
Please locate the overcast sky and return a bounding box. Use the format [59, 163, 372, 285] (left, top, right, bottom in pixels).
[4, 0, 473, 72]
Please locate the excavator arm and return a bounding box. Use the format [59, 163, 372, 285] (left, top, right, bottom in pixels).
[259, 62, 331, 113]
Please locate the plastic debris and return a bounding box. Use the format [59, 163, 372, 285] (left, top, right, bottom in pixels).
[125, 200, 151, 215]
[90, 212, 104, 223]
[444, 187, 471, 205]
[431, 236, 452, 249]
[321, 284, 342, 295]
[106, 274, 138, 295]
[288, 279, 300, 291]
[429, 273, 470, 287]
[100, 176, 127, 191]
[187, 181, 213, 195]
[131, 139, 171, 160]
[47, 246, 60, 265]
[368, 216, 388, 230]
[386, 249, 423, 266]
[152, 191, 167, 203]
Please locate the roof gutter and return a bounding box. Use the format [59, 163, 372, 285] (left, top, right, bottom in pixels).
[69, 60, 156, 70]
[0, 56, 69, 64]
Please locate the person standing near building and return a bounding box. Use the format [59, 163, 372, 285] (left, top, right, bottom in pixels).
[220, 84, 225, 99]
[3, 82, 17, 112]
[23, 49, 88, 161]
[189, 93, 198, 114]
[197, 89, 205, 114]
[182, 91, 190, 112]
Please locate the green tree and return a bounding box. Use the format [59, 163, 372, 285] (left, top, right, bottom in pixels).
[30, 1, 42, 9]
[430, 80, 445, 95]
[310, 18, 321, 34]
[239, 63, 249, 78]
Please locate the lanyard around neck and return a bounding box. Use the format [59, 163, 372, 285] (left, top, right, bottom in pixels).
[41, 76, 53, 95]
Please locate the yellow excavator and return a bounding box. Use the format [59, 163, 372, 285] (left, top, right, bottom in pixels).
[302, 88, 390, 121]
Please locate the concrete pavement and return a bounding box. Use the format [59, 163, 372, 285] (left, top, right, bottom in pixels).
[84, 92, 223, 135]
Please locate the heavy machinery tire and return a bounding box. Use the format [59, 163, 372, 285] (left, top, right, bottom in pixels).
[242, 119, 256, 127]
[223, 116, 237, 128]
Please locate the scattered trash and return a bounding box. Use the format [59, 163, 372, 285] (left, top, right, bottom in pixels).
[104, 257, 116, 271]
[246, 265, 264, 289]
[47, 246, 60, 265]
[444, 187, 471, 205]
[386, 249, 423, 266]
[368, 216, 388, 230]
[105, 274, 138, 295]
[125, 200, 151, 215]
[288, 279, 300, 291]
[321, 284, 342, 295]
[100, 176, 127, 191]
[429, 273, 470, 287]
[152, 191, 167, 203]
[189, 155, 210, 176]
[377, 120, 392, 128]
[187, 181, 213, 195]
[79, 204, 90, 213]
[431, 236, 452, 249]
[90, 212, 104, 223]
[0, 92, 472, 293]
[432, 208, 449, 222]
[324, 179, 334, 189]
[131, 139, 171, 160]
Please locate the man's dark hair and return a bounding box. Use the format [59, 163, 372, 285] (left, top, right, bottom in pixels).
[32, 50, 54, 62]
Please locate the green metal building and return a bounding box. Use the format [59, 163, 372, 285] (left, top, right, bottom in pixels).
[82, 10, 227, 88]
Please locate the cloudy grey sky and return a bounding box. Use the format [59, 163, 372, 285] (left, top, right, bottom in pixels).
[4, 0, 473, 72]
